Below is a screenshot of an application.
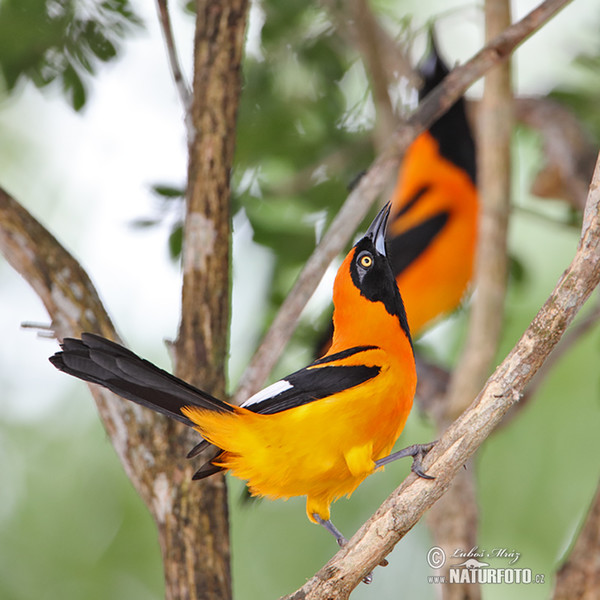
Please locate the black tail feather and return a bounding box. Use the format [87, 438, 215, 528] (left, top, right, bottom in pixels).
[187, 439, 213, 459]
[49, 333, 233, 427]
[193, 460, 225, 480]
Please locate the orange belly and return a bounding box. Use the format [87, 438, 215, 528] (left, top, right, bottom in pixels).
[182, 351, 415, 522]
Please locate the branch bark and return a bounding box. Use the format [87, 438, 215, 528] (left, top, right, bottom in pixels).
[234, 0, 574, 405]
[0, 2, 249, 599]
[282, 149, 600, 600]
[0, 189, 211, 594]
[0, 1, 580, 597]
[168, 2, 249, 598]
[426, 2, 513, 595]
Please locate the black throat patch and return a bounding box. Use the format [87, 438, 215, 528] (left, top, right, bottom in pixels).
[349, 238, 412, 348]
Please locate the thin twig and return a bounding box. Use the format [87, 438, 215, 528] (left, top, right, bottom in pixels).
[234, 0, 575, 406]
[348, 0, 398, 149]
[281, 148, 600, 600]
[155, 0, 193, 138]
[516, 97, 597, 211]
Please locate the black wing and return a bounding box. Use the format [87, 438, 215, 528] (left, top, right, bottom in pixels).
[387, 211, 449, 277]
[50, 333, 233, 426]
[241, 346, 381, 415]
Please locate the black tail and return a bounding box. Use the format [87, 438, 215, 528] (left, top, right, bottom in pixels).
[49, 333, 233, 427]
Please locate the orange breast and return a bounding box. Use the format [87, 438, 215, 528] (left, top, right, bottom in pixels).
[183, 345, 415, 522]
[390, 132, 478, 334]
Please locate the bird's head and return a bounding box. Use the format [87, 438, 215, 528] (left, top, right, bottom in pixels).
[331, 203, 412, 352]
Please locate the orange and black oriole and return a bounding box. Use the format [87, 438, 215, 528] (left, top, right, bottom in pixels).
[50, 203, 433, 546]
[388, 37, 478, 336]
[318, 38, 478, 358]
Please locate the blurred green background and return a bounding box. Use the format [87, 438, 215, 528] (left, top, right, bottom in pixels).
[1, 0, 599, 599]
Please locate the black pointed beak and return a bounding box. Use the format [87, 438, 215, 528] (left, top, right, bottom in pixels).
[365, 202, 391, 256]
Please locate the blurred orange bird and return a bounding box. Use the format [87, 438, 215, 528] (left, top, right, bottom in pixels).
[317, 36, 477, 359]
[50, 203, 434, 547]
[387, 36, 478, 335]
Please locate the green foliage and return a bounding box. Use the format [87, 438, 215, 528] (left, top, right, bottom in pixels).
[233, 0, 377, 321]
[142, 0, 380, 325]
[168, 223, 183, 261]
[2, 2, 600, 599]
[0, 0, 141, 110]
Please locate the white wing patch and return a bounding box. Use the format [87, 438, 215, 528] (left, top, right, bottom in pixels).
[241, 379, 293, 408]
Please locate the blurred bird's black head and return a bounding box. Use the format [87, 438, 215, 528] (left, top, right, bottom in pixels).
[418, 28, 477, 184]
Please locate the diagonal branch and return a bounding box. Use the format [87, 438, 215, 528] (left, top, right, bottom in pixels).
[234, 0, 575, 405]
[1, 3, 249, 599]
[0, 189, 116, 341]
[502, 292, 600, 428]
[0, 188, 231, 600]
[282, 149, 600, 600]
[0, 188, 130, 455]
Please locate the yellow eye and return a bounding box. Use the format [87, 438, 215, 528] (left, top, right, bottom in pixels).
[359, 253, 373, 268]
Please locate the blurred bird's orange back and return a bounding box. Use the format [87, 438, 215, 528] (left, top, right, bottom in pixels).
[387, 36, 478, 335]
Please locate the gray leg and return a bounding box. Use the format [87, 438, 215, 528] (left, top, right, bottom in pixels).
[375, 441, 437, 479]
[312, 513, 376, 584]
[312, 513, 347, 547]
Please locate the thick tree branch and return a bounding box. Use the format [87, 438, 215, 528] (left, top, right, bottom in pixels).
[0, 189, 137, 467]
[0, 188, 211, 585]
[282, 150, 600, 600]
[0, 189, 116, 342]
[0, 184, 231, 600]
[502, 293, 600, 427]
[168, 2, 248, 599]
[1, 2, 249, 599]
[235, 0, 574, 404]
[176, 0, 247, 395]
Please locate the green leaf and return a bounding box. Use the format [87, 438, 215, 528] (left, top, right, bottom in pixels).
[168, 223, 183, 261]
[151, 184, 185, 200]
[0, 0, 141, 108]
[62, 63, 87, 111]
